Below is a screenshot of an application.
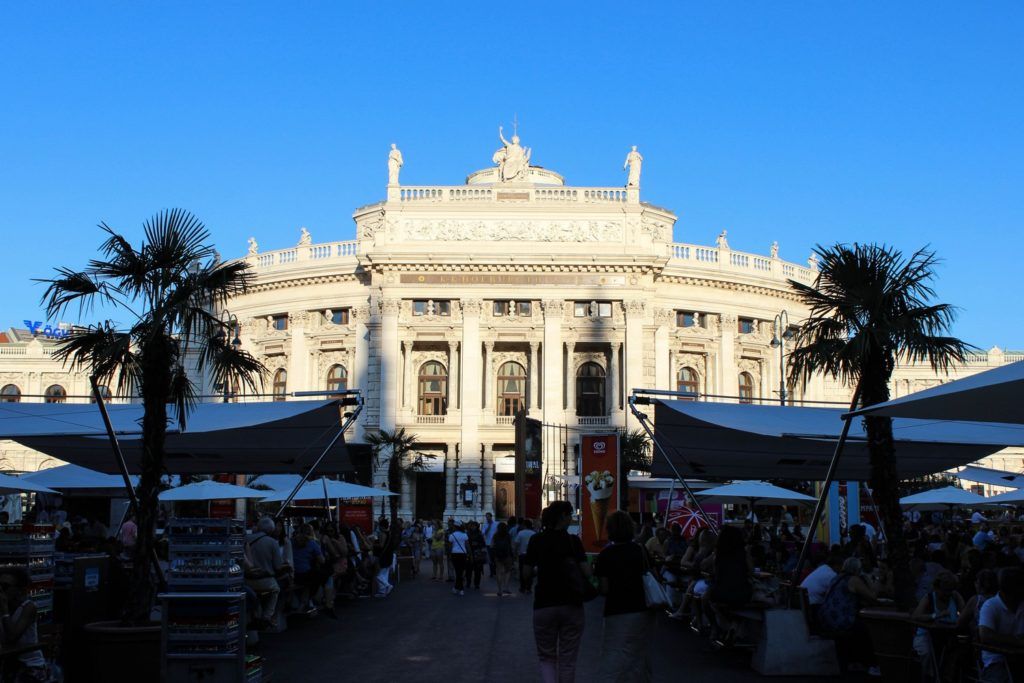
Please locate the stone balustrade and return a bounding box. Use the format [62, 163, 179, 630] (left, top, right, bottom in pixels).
[251, 240, 358, 269]
[668, 242, 817, 283]
[396, 185, 633, 205]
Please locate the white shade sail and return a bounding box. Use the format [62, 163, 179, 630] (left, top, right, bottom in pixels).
[648, 400, 1019, 481]
[695, 480, 817, 506]
[899, 485, 988, 510]
[851, 360, 1024, 425]
[955, 465, 1024, 490]
[258, 478, 396, 503]
[22, 463, 138, 492]
[0, 474, 57, 496]
[159, 480, 267, 502]
[981, 488, 1024, 506]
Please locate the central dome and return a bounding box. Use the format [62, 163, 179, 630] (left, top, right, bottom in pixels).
[465, 166, 565, 186]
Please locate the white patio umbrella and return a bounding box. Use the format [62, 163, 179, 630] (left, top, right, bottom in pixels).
[0, 474, 57, 496]
[22, 463, 138, 493]
[851, 360, 1024, 425]
[980, 488, 1024, 506]
[899, 485, 988, 511]
[695, 480, 817, 507]
[259, 478, 397, 503]
[158, 480, 267, 501]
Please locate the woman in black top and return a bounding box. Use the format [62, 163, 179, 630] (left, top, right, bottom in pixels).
[595, 510, 653, 683]
[523, 501, 590, 683]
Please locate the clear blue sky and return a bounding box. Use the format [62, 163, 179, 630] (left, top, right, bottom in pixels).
[1, 3, 1021, 347]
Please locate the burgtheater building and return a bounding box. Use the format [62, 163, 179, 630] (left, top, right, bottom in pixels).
[0, 133, 1019, 518]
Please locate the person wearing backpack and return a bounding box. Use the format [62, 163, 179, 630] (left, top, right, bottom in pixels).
[492, 522, 516, 596]
[818, 556, 889, 674]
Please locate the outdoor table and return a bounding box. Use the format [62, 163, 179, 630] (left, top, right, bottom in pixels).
[907, 617, 958, 680]
[974, 641, 1024, 681]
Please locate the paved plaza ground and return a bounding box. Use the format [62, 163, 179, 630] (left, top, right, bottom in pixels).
[258, 561, 868, 683]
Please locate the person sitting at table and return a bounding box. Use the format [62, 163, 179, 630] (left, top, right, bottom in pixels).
[960, 569, 999, 637]
[800, 551, 844, 627]
[0, 567, 47, 682]
[979, 567, 1024, 682]
[912, 570, 964, 670]
[705, 525, 753, 645]
[644, 527, 669, 563]
[818, 557, 891, 674]
[667, 529, 716, 622]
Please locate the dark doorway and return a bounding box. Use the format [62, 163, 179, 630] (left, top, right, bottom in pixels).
[415, 472, 445, 521]
[494, 476, 515, 520]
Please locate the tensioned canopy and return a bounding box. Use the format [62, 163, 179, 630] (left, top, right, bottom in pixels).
[159, 481, 267, 502]
[22, 463, 138, 495]
[0, 474, 57, 496]
[981, 488, 1024, 506]
[695, 480, 816, 506]
[0, 401, 353, 475]
[648, 400, 1023, 481]
[956, 465, 1024, 490]
[899, 485, 989, 511]
[851, 361, 1024, 425]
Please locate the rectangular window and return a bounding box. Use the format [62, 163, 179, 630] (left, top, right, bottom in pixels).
[493, 301, 507, 316]
[597, 302, 612, 318]
[412, 301, 427, 316]
[517, 301, 532, 316]
[435, 300, 451, 316]
[676, 311, 707, 328]
[271, 314, 288, 331]
[574, 302, 588, 318]
[738, 317, 756, 334]
[330, 308, 350, 325]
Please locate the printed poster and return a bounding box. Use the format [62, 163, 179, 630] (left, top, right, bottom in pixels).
[580, 433, 619, 554]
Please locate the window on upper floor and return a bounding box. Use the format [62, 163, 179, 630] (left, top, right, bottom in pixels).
[326, 364, 348, 395]
[574, 301, 612, 318]
[576, 362, 606, 416]
[738, 372, 755, 404]
[89, 385, 112, 403]
[44, 384, 67, 404]
[0, 384, 21, 403]
[492, 300, 532, 317]
[272, 369, 288, 401]
[738, 317, 757, 334]
[412, 300, 450, 317]
[271, 314, 288, 331]
[676, 311, 707, 328]
[574, 302, 589, 318]
[329, 309, 350, 325]
[418, 361, 448, 415]
[497, 362, 527, 416]
[677, 367, 699, 399]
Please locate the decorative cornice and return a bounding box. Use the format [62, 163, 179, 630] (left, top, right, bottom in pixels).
[381, 298, 401, 315]
[462, 299, 482, 316]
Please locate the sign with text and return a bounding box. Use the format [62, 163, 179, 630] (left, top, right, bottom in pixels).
[580, 433, 619, 554]
[515, 412, 543, 520]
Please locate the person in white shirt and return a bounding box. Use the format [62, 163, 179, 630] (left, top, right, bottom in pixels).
[448, 523, 470, 595]
[979, 567, 1024, 680]
[481, 512, 498, 578]
[514, 519, 537, 593]
[972, 510, 987, 525]
[800, 552, 844, 607]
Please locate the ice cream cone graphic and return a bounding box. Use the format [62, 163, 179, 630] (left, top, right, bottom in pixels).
[585, 470, 615, 545]
[590, 496, 610, 541]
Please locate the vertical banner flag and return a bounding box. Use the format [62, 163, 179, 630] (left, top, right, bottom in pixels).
[515, 411, 544, 520]
[580, 433, 619, 554]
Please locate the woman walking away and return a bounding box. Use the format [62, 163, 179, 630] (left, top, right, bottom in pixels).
[467, 521, 488, 589]
[524, 501, 590, 683]
[493, 522, 516, 596]
[430, 522, 447, 581]
[449, 522, 470, 595]
[595, 511, 654, 682]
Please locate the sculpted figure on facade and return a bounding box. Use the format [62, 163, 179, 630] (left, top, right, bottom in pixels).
[808, 252, 820, 270]
[716, 230, 730, 250]
[623, 145, 643, 187]
[247, 237, 259, 255]
[770, 241, 779, 259]
[492, 126, 531, 182]
[298, 227, 312, 246]
[387, 143, 404, 186]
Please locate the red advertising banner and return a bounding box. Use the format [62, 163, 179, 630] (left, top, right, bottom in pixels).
[338, 501, 373, 534]
[657, 490, 721, 539]
[580, 433, 619, 554]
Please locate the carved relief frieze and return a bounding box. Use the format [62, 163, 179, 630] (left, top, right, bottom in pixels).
[461, 299, 482, 316]
[380, 298, 401, 316]
[640, 216, 672, 241]
[572, 351, 607, 373]
[412, 349, 449, 371]
[490, 351, 527, 372]
[317, 350, 350, 379]
[394, 219, 623, 243]
[358, 211, 384, 240]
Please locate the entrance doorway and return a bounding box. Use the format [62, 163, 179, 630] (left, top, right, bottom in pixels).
[494, 477, 515, 520]
[415, 472, 445, 521]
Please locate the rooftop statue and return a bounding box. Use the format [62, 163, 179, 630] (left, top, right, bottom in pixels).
[623, 145, 643, 187]
[247, 237, 258, 255]
[716, 230, 730, 250]
[298, 227, 312, 246]
[492, 125, 531, 182]
[387, 143, 404, 186]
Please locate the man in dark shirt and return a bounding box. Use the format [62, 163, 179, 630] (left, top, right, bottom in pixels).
[524, 501, 590, 683]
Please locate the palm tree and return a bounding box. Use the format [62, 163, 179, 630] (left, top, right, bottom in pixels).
[366, 427, 431, 529]
[39, 210, 265, 622]
[618, 429, 652, 511]
[787, 243, 970, 603]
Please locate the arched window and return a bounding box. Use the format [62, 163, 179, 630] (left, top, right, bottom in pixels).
[0, 385, 20, 403]
[677, 367, 699, 399]
[326, 364, 348, 395]
[738, 372, 754, 404]
[272, 369, 288, 401]
[418, 361, 448, 416]
[44, 384, 67, 404]
[89, 385, 112, 403]
[576, 362, 606, 417]
[497, 362, 526, 416]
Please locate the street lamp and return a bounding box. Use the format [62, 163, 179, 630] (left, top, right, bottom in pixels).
[770, 310, 795, 406]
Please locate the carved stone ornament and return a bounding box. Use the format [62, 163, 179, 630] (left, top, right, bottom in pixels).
[491, 351, 527, 373]
[395, 219, 623, 243]
[640, 216, 672, 241]
[541, 300, 565, 316]
[380, 298, 402, 316]
[573, 351, 607, 374]
[317, 350, 350, 378]
[288, 311, 311, 327]
[675, 352, 707, 385]
[461, 299, 482, 316]
[351, 306, 370, 323]
[737, 357, 763, 384]
[359, 212, 384, 240]
[413, 349, 449, 372]
[654, 308, 674, 327]
[624, 300, 646, 317]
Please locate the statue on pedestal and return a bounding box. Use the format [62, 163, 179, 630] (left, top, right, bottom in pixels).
[770, 241, 779, 259]
[716, 230, 730, 250]
[298, 227, 312, 246]
[247, 237, 258, 255]
[623, 145, 643, 187]
[387, 144, 404, 186]
[492, 126, 531, 182]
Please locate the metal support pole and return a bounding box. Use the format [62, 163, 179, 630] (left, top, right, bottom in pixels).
[89, 375, 166, 586]
[662, 478, 676, 529]
[628, 396, 718, 533]
[274, 401, 362, 518]
[792, 389, 862, 582]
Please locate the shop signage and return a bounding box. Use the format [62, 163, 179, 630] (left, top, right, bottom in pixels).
[580, 433, 619, 554]
[23, 320, 71, 339]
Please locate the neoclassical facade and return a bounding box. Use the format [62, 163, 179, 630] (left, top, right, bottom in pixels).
[1, 135, 1019, 514]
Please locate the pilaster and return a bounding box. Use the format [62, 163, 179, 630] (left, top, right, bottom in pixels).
[379, 298, 400, 432]
[542, 300, 564, 425]
[460, 299, 482, 467]
[624, 300, 645, 428]
[528, 341, 540, 412]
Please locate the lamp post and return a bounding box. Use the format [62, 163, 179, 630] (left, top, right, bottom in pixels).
[770, 310, 795, 406]
[213, 310, 242, 403]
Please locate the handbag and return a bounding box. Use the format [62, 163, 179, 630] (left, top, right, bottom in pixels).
[640, 545, 670, 609]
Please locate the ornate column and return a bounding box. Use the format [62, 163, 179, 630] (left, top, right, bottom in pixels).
[379, 298, 401, 432]
[528, 341, 540, 411]
[402, 340, 414, 411]
[608, 341, 622, 414]
[624, 300, 645, 428]
[654, 308, 672, 391]
[448, 340, 460, 410]
[541, 300, 564, 424]
[351, 306, 369, 442]
[719, 314, 738, 403]
[565, 339, 576, 416]
[446, 442, 458, 516]
[482, 443, 494, 513]
[482, 341, 495, 412]
[287, 311, 310, 396]
[460, 299, 482, 472]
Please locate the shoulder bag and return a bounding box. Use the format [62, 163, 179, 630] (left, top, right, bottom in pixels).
[641, 544, 670, 608]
